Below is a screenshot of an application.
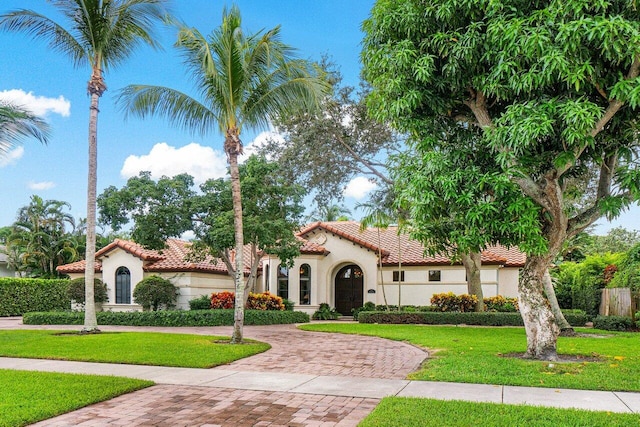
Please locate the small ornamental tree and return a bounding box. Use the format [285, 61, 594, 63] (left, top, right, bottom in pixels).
[132, 276, 177, 311]
[67, 278, 108, 306]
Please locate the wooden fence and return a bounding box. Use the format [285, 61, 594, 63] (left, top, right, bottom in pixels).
[600, 288, 637, 317]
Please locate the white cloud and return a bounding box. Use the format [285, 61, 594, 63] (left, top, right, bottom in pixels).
[28, 181, 56, 190]
[0, 147, 24, 167]
[0, 89, 71, 117]
[343, 176, 377, 200]
[240, 130, 285, 162]
[121, 142, 228, 184]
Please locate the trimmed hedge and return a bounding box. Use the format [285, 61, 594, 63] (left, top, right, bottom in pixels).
[23, 309, 310, 326]
[0, 278, 70, 316]
[358, 311, 590, 327]
[592, 315, 636, 331]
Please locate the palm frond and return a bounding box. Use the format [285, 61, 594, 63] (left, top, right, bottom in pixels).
[116, 84, 218, 136]
[0, 102, 50, 154]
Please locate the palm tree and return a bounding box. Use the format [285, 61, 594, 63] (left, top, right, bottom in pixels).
[0, 101, 49, 155]
[9, 195, 78, 277]
[308, 203, 351, 222]
[1, 0, 168, 332]
[117, 6, 327, 343]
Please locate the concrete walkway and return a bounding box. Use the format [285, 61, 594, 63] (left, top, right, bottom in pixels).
[1, 318, 639, 426]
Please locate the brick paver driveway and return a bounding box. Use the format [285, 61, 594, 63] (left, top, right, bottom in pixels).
[1, 319, 427, 426]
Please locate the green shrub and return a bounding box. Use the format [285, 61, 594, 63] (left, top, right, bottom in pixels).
[552, 253, 624, 316]
[133, 276, 177, 311]
[23, 309, 309, 326]
[609, 243, 640, 292]
[282, 298, 295, 311]
[0, 278, 69, 316]
[67, 278, 108, 305]
[592, 315, 636, 331]
[357, 311, 589, 327]
[431, 292, 478, 312]
[352, 301, 376, 320]
[188, 295, 212, 310]
[312, 303, 339, 320]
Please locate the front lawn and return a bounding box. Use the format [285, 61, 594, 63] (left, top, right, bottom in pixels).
[359, 397, 640, 427]
[300, 324, 640, 392]
[0, 330, 270, 368]
[0, 369, 151, 427]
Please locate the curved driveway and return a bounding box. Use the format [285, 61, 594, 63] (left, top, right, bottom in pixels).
[0, 318, 427, 379]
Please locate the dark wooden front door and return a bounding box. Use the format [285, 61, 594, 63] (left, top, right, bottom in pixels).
[335, 264, 364, 315]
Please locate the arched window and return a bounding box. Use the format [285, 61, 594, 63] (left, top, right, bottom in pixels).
[264, 264, 270, 292]
[299, 264, 311, 305]
[115, 266, 131, 304]
[277, 265, 289, 300]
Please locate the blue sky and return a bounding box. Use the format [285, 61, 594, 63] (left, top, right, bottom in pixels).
[0, 0, 637, 235]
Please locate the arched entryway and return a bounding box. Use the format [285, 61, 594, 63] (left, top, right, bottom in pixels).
[334, 264, 364, 315]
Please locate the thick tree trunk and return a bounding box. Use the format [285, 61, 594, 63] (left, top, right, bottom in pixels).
[226, 129, 245, 344]
[461, 252, 484, 312]
[83, 67, 105, 333]
[543, 269, 574, 335]
[519, 255, 559, 360]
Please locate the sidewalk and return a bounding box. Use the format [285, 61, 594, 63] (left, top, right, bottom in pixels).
[1, 356, 639, 414]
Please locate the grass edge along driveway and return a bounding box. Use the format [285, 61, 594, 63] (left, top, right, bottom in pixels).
[0, 330, 270, 368]
[299, 323, 640, 392]
[0, 369, 152, 427]
[359, 397, 640, 427]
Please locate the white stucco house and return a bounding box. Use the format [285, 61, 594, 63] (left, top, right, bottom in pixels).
[57, 221, 525, 314]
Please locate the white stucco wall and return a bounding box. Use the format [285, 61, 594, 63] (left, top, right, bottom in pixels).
[379, 265, 501, 306]
[153, 271, 236, 310]
[498, 267, 520, 298]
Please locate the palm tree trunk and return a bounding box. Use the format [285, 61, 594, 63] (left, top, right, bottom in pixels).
[377, 228, 389, 310]
[226, 129, 245, 343]
[83, 66, 106, 333]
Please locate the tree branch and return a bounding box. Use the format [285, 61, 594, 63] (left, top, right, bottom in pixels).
[334, 132, 393, 185]
[590, 57, 640, 139]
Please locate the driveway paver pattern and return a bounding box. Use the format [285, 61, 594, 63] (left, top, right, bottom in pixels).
[29, 386, 380, 427]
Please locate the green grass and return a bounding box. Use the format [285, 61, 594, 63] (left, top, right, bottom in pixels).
[0, 330, 270, 368]
[299, 323, 640, 392]
[0, 369, 151, 427]
[359, 398, 640, 427]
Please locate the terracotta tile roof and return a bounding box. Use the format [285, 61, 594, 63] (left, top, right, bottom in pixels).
[298, 221, 525, 267]
[297, 236, 329, 255]
[57, 239, 257, 275]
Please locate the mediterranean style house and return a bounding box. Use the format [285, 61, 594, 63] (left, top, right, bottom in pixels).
[57, 221, 525, 314]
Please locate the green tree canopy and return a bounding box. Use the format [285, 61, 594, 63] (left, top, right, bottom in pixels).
[363, 0, 640, 360]
[98, 155, 305, 297]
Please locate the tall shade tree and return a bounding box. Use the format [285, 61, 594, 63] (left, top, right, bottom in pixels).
[392, 124, 545, 313]
[0, 101, 49, 155]
[1, 0, 168, 332]
[117, 6, 328, 342]
[98, 155, 306, 303]
[363, 0, 640, 360]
